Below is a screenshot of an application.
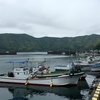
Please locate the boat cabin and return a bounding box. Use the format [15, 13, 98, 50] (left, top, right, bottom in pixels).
[7, 60, 31, 78]
[13, 67, 30, 78]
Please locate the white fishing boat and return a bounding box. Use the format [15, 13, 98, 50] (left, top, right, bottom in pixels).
[0, 60, 84, 87]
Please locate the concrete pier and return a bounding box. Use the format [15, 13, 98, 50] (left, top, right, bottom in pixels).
[88, 78, 100, 100]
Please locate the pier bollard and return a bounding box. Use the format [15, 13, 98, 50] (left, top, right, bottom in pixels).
[97, 85, 100, 88]
[98, 82, 100, 85]
[92, 97, 98, 100]
[96, 89, 100, 95]
[95, 91, 100, 100]
[96, 88, 100, 92]
[95, 88, 100, 100]
[95, 91, 99, 94]
[97, 87, 100, 91]
[98, 85, 100, 87]
[92, 94, 99, 100]
[98, 83, 100, 87]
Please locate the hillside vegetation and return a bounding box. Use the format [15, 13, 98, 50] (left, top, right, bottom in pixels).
[0, 33, 100, 52]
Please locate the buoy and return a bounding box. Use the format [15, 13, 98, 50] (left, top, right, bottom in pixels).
[25, 81, 29, 86]
[50, 82, 53, 87]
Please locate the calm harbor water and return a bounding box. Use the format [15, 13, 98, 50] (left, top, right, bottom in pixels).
[0, 52, 92, 100]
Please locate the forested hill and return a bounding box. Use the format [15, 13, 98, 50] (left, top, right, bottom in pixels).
[0, 33, 100, 52]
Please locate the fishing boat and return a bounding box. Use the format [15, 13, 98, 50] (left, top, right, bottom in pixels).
[86, 67, 100, 76]
[0, 59, 84, 87]
[73, 55, 100, 68]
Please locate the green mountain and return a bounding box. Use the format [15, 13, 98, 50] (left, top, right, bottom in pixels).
[0, 33, 100, 52]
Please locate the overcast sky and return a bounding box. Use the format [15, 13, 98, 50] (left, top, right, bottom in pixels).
[0, 0, 100, 38]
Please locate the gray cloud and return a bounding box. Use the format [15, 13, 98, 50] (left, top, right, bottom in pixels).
[0, 0, 100, 37]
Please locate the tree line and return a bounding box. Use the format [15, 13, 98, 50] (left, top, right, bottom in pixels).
[0, 33, 100, 52]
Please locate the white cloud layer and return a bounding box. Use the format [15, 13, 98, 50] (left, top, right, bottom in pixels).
[0, 0, 100, 37]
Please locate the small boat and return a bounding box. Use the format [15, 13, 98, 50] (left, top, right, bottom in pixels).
[54, 63, 86, 80]
[73, 59, 93, 68]
[86, 67, 100, 76]
[0, 59, 84, 87]
[73, 57, 100, 71]
[55, 65, 70, 71]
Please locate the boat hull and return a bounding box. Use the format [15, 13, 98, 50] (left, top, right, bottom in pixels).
[55, 65, 69, 71]
[86, 67, 100, 76]
[0, 72, 84, 87]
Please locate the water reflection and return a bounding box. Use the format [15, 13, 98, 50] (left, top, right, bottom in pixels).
[0, 80, 89, 100]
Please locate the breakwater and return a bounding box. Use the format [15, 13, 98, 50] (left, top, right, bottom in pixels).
[48, 50, 76, 55]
